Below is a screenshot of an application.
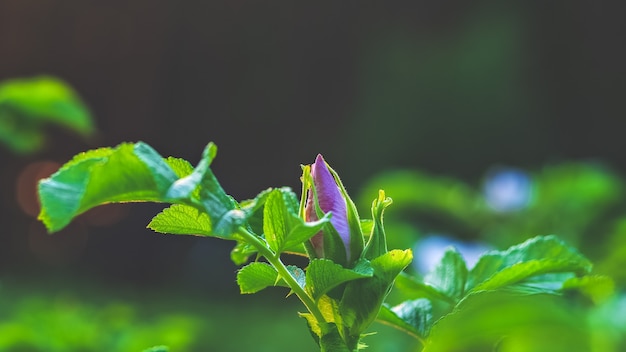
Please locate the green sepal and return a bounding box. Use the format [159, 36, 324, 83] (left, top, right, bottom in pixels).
[299, 164, 319, 259]
[362, 190, 392, 260]
[321, 218, 349, 267]
[326, 162, 365, 266]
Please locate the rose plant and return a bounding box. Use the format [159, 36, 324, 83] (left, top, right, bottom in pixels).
[36, 142, 609, 351]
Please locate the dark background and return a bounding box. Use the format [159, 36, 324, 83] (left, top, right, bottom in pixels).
[1, 1, 625, 294]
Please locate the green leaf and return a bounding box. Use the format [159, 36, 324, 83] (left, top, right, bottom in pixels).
[470, 260, 586, 293]
[236, 262, 304, 294]
[378, 299, 432, 339]
[305, 259, 373, 302]
[147, 204, 212, 236]
[263, 189, 295, 252]
[0, 76, 93, 133]
[466, 235, 592, 293]
[38, 142, 178, 232]
[134, 143, 180, 195]
[424, 247, 467, 300]
[237, 262, 281, 294]
[264, 188, 331, 254]
[37, 141, 244, 240]
[0, 76, 95, 153]
[167, 143, 240, 238]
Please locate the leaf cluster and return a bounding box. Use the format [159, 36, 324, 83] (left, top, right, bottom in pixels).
[37, 142, 413, 352]
[377, 234, 614, 350]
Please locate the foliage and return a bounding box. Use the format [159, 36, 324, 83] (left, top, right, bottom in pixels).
[0, 76, 94, 154]
[37, 142, 411, 351]
[357, 165, 626, 351]
[35, 141, 623, 351]
[376, 235, 624, 350]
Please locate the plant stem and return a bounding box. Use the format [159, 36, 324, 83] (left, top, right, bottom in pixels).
[236, 226, 329, 329]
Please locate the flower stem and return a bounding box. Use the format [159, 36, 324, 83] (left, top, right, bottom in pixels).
[236, 226, 329, 329]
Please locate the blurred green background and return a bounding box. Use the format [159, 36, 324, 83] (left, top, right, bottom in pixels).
[1, 1, 625, 351]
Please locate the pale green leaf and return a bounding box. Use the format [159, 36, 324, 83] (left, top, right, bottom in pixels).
[237, 262, 280, 294]
[147, 204, 212, 236]
[424, 247, 467, 300]
[467, 235, 592, 293]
